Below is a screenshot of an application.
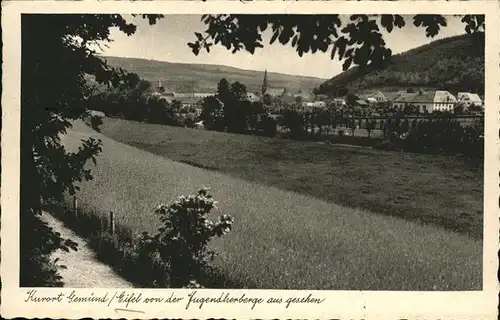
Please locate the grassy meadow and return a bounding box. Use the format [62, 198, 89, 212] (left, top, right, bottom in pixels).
[99, 117, 483, 240]
[59, 119, 483, 290]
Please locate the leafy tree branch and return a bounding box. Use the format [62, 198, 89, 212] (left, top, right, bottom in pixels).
[188, 14, 484, 72]
[21, 14, 163, 286]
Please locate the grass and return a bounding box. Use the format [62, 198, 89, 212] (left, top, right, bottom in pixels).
[60, 119, 482, 290]
[99, 117, 484, 240]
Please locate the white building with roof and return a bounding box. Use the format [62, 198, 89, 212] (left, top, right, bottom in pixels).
[192, 92, 216, 99]
[393, 93, 417, 110]
[246, 92, 260, 102]
[433, 90, 457, 112]
[457, 92, 482, 108]
[266, 88, 287, 97]
[332, 98, 346, 107]
[393, 90, 457, 113]
[373, 91, 388, 103]
[173, 92, 215, 99]
[301, 101, 326, 110]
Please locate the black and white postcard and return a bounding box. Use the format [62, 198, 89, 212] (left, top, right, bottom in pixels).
[1, 1, 499, 318]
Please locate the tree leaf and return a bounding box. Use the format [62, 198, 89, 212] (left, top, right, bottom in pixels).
[342, 57, 353, 71]
[337, 37, 347, 60]
[394, 15, 406, 28]
[270, 30, 279, 44]
[381, 15, 394, 33]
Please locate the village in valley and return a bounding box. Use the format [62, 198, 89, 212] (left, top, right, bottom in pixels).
[140, 67, 484, 141]
[151, 69, 484, 116]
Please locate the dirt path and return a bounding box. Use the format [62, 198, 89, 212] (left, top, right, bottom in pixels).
[41, 211, 134, 288]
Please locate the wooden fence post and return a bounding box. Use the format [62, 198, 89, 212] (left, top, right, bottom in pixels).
[109, 211, 115, 234]
[73, 196, 78, 217]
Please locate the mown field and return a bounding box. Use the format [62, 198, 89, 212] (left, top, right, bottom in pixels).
[99, 117, 484, 240]
[60, 119, 483, 290]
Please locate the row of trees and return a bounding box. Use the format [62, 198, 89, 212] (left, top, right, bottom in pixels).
[87, 75, 200, 128]
[380, 118, 484, 158]
[277, 98, 482, 126]
[342, 90, 482, 116]
[197, 80, 484, 159]
[279, 108, 483, 158]
[269, 89, 482, 121]
[282, 109, 382, 139]
[200, 78, 278, 136]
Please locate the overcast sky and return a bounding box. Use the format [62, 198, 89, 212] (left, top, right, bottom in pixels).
[98, 15, 467, 79]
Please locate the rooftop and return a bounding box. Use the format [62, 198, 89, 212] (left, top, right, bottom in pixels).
[458, 92, 482, 102]
[266, 88, 287, 96]
[411, 91, 437, 103]
[394, 93, 417, 103]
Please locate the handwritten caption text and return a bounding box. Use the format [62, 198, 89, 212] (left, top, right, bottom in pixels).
[24, 289, 326, 310]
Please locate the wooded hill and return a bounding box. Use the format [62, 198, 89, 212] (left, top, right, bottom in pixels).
[318, 33, 484, 95]
[99, 56, 326, 94]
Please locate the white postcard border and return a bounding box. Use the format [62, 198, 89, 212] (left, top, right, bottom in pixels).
[1, 1, 498, 319]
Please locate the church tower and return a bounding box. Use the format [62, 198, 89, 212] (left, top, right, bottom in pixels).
[156, 79, 164, 93]
[262, 69, 268, 95]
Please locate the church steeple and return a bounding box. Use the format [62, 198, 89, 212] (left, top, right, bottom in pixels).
[262, 69, 268, 95]
[156, 79, 163, 91]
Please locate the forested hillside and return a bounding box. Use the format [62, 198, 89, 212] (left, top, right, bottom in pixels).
[318, 33, 484, 95]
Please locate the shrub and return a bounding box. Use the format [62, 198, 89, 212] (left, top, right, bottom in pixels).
[89, 115, 104, 132]
[23, 254, 64, 287]
[89, 231, 171, 287]
[141, 188, 234, 287]
[373, 140, 402, 151]
[256, 115, 278, 137]
[183, 113, 198, 128]
[283, 109, 306, 140]
[49, 187, 234, 288]
[20, 211, 79, 287]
